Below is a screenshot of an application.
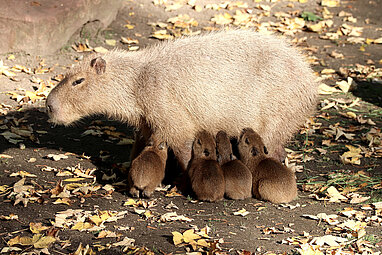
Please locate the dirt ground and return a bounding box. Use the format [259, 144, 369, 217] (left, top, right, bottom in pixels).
[0, 0, 381, 254]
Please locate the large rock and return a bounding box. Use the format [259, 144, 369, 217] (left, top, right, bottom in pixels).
[0, 0, 123, 55]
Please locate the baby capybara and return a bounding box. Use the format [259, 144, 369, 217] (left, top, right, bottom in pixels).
[216, 131, 252, 200]
[238, 128, 297, 204]
[128, 134, 168, 198]
[187, 130, 225, 202]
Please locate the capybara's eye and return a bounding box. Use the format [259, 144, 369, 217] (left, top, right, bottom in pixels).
[72, 78, 85, 86]
[203, 149, 210, 157]
[245, 138, 250, 145]
[264, 146, 268, 154]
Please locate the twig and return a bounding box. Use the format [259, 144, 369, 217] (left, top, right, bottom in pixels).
[0, 228, 28, 236]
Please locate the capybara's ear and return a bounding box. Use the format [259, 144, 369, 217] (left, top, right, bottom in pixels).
[264, 146, 268, 154]
[90, 57, 106, 75]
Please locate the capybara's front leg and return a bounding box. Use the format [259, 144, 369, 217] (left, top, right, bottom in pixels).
[173, 142, 193, 171]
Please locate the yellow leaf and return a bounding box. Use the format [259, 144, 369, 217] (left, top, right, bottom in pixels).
[94, 47, 108, 53]
[197, 238, 209, 247]
[233, 208, 250, 216]
[326, 186, 347, 202]
[299, 0, 308, 3]
[71, 222, 93, 231]
[53, 198, 71, 205]
[30, 223, 49, 234]
[8, 236, 34, 246]
[309, 22, 324, 32]
[365, 38, 374, 44]
[10, 171, 37, 178]
[63, 178, 86, 182]
[321, 68, 336, 74]
[151, 30, 174, 40]
[124, 24, 135, 29]
[374, 37, 382, 44]
[359, 45, 365, 52]
[33, 236, 56, 249]
[183, 229, 201, 243]
[340, 145, 362, 165]
[345, 112, 357, 119]
[321, 0, 340, 7]
[105, 39, 116, 46]
[211, 13, 233, 25]
[124, 198, 137, 206]
[172, 231, 184, 245]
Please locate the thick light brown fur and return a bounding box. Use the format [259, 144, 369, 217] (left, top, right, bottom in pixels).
[128, 134, 168, 198]
[216, 131, 252, 200]
[187, 130, 224, 202]
[46, 29, 318, 170]
[238, 128, 297, 204]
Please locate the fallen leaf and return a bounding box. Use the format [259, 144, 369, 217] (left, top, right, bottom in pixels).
[233, 208, 250, 216]
[326, 186, 348, 202]
[340, 145, 362, 165]
[94, 46, 108, 53]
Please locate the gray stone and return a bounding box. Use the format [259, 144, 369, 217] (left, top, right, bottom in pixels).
[0, 0, 123, 55]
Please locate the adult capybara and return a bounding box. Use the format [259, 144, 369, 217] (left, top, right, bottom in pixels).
[238, 128, 297, 204]
[46, 29, 318, 170]
[216, 131, 252, 200]
[128, 134, 168, 198]
[187, 130, 225, 202]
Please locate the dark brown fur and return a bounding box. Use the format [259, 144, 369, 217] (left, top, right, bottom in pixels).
[238, 128, 297, 204]
[187, 130, 224, 202]
[128, 134, 168, 198]
[216, 131, 252, 200]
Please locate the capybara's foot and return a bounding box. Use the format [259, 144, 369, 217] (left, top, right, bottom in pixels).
[129, 187, 140, 198]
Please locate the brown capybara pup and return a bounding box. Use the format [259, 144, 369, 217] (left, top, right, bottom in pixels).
[46, 29, 318, 171]
[238, 128, 297, 204]
[187, 130, 224, 202]
[128, 134, 168, 198]
[216, 131, 252, 200]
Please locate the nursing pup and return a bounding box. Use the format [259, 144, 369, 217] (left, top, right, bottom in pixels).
[188, 130, 225, 202]
[216, 131, 252, 200]
[128, 134, 168, 198]
[238, 128, 297, 203]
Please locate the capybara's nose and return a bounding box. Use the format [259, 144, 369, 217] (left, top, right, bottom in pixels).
[46, 96, 56, 115]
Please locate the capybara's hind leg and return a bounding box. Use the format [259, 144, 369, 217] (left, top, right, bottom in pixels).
[258, 179, 291, 204]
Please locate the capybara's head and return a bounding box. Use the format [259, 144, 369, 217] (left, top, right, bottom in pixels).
[192, 130, 217, 160]
[216, 131, 235, 164]
[238, 128, 268, 163]
[46, 56, 109, 125]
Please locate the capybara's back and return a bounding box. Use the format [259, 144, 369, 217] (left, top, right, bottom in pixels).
[139, 30, 317, 160]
